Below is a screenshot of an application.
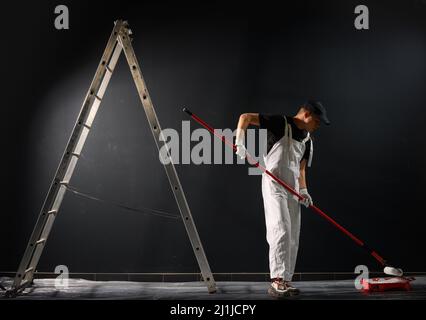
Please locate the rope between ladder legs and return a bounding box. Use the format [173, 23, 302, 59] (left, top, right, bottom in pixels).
[65, 185, 181, 220]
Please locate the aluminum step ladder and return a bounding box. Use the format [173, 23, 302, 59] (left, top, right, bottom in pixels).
[6, 20, 216, 297]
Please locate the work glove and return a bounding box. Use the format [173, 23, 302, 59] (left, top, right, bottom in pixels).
[235, 128, 247, 159]
[236, 145, 247, 159]
[299, 188, 313, 208]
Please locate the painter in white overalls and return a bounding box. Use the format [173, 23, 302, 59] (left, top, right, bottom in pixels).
[261, 116, 313, 281]
[235, 102, 330, 288]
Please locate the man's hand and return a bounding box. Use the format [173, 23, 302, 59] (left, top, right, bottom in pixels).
[299, 188, 313, 208]
[235, 127, 246, 159]
[236, 144, 247, 159]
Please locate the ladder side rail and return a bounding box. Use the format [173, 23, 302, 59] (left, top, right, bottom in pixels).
[9, 21, 125, 295]
[119, 28, 217, 293]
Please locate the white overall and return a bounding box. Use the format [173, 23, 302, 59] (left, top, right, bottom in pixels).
[261, 116, 313, 281]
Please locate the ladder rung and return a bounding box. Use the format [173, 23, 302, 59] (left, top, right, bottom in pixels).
[83, 123, 92, 129]
[106, 66, 113, 73]
[24, 267, 34, 274]
[59, 181, 69, 186]
[71, 152, 80, 158]
[48, 210, 58, 215]
[95, 95, 102, 101]
[36, 239, 46, 245]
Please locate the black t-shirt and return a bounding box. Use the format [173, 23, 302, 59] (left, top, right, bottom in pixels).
[259, 114, 311, 161]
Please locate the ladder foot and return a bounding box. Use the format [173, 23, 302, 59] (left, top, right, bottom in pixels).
[4, 289, 18, 298]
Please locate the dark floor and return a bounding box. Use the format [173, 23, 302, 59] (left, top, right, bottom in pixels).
[1, 276, 425, 300]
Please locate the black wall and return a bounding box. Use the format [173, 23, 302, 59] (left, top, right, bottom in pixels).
[2, 0, 426, 274]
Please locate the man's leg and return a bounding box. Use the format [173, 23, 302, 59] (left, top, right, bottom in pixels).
[261, 175, 292, 281]
[282, 198, 301, 295]
[288, 199, 301, 279]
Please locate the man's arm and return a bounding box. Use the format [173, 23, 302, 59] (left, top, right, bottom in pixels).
[299, 159, 314, 207]
[235, 113, 259, 159]
[299, 159, 307, 189]
[237, 113, 260, 130]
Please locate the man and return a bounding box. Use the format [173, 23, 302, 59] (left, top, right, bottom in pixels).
[235, 100, 330, 298]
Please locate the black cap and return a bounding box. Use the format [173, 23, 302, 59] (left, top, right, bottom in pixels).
[305, 100, 330, 126]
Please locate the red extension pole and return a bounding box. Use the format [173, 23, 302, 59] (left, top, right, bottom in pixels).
[183, 108, 387, 267]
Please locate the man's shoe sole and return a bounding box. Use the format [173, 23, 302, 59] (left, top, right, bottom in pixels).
[268, 286, 292, 298]
[288, 289, 300, 296]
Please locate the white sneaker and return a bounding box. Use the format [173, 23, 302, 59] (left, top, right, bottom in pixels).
[285, 282, 300, 295]
[268, 279, 291, 298]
